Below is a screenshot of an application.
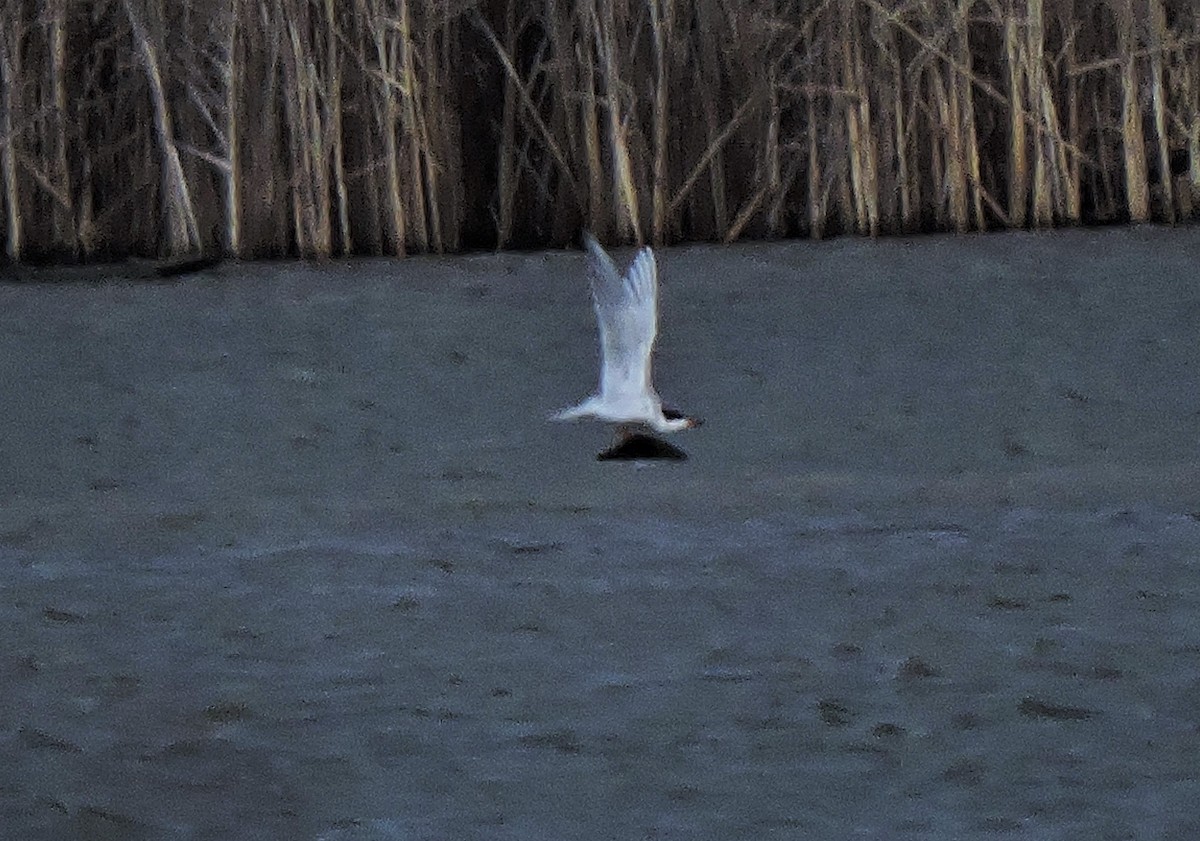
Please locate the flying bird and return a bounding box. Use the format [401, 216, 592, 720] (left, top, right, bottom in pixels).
[552, 233, 702, 454]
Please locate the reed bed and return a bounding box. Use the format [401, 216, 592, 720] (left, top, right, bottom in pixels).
[0, 0, 1197, 260]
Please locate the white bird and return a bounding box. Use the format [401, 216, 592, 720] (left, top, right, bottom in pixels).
[553, 233, 702, 439]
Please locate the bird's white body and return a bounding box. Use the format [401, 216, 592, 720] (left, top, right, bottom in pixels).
[553, 234, 699, 435]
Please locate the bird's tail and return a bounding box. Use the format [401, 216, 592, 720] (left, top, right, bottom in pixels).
[550, 401, 590, 422]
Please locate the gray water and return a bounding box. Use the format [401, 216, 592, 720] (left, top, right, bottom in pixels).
[2, 226, 1200, 839]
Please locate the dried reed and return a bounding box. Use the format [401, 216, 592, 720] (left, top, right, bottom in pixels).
[0, 0, 1197, 260]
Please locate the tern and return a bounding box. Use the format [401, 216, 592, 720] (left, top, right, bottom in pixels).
[552, 233, 702, 447]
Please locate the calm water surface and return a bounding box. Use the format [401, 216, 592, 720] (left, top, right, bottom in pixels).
[2, 227, 1200, 839]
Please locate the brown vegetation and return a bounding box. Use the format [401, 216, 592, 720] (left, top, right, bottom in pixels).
[0, 0, 1197, 261]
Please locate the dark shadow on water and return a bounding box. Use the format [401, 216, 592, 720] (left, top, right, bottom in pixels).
[597, 433, 689, 461]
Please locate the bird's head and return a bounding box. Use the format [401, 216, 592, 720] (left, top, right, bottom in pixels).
[661, 406, 704, 431]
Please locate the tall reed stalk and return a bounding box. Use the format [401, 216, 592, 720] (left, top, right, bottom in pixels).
[0, 0, 1197, 260]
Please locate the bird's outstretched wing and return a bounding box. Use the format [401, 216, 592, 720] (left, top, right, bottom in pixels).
[582, 233, 658, 402]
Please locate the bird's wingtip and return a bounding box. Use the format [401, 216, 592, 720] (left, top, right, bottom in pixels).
[581, 230, 602, 253]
